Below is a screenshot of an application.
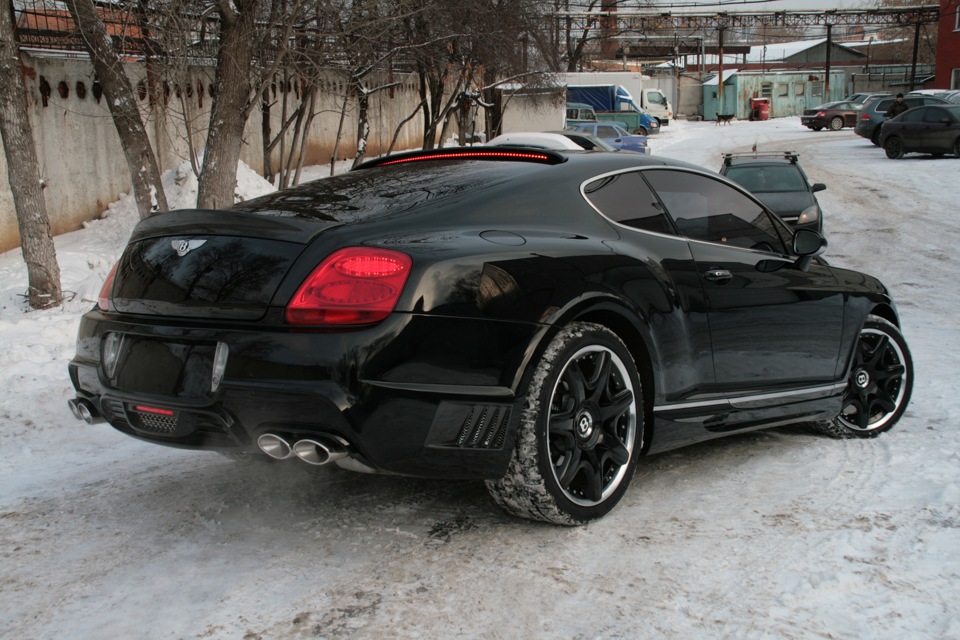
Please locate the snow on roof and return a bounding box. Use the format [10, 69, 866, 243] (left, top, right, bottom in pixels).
[703, 69, 739, 85]
[746, 38, 827, 63]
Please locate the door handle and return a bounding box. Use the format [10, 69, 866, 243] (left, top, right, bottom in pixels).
[704, 268, 733, 283]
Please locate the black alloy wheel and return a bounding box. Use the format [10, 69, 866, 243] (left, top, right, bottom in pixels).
[885, 136, 905, 159]
[486, 322, 642, 524]
[830, 117, 844, 131]
[816, 315, 913, 439]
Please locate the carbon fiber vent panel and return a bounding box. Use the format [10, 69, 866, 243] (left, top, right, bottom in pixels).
[427, 402, 512, 450]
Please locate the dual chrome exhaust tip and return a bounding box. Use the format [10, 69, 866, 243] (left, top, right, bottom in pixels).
[257, 433, 347, 466]
[67, 398, 105, 425]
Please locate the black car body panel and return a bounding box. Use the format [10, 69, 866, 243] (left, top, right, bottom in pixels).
[68, 149, 901, 484]
[879, 104, 960, 158]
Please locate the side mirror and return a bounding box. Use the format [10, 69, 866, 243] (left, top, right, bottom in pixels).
[811, 183, 827, 193]
[793, 229, 828, 271]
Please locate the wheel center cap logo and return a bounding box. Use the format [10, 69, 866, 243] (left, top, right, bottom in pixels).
[855, 370, 870, 388]
[577, 413, 594, 437]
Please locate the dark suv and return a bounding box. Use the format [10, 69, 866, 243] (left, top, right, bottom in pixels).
[719, 152, 825, 233]
[855, 93, 950, 145]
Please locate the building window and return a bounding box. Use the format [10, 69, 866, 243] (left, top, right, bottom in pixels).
[795, 82, 805, 96]
[778, 83, 789, 97]
[953, 69, 960, 90]
[761, 82, 773, 98]
[955, 8, 959, 31]
[811, 81, 823, 97]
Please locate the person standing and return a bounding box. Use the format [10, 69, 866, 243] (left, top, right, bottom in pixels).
[886, 93, 909, 118]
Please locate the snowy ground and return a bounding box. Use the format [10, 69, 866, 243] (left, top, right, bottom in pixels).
[1, 119, 959, 639]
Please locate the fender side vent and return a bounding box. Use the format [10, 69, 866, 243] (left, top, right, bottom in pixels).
[427, 402, 512, 450]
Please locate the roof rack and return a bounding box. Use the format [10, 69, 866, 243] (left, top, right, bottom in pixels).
[353, 146, 568, 170]
[722, 151, 798, 165]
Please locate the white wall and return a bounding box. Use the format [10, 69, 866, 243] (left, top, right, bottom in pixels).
[0, 54, 425, 253]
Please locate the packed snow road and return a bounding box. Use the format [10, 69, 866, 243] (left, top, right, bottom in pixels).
[1, 119, 958, 639]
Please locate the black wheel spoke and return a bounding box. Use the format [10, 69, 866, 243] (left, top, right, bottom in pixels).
[580, 451, 604, 502]
[557, 448, 583, 488]
[599, 389, 633, 424]
[602, 436, 630, 467]
[585, 351, 612, 404]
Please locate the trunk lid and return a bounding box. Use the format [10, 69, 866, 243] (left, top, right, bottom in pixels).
[112, 210, 340, 320]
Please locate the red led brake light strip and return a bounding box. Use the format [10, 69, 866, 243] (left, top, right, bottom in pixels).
[378, 151, 550, 166]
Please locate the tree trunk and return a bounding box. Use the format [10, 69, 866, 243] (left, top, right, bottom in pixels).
[196, 0, 259, 210]
[351, 85, 370, 168]
[0, 4, 62, 309]
[65, 0, 168, 218]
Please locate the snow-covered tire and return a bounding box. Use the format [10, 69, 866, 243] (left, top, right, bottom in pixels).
[812, 315, 913, 439]
[486, 322, 643, 525]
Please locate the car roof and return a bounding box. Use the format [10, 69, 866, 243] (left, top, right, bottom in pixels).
[486, 132, 585, 150]
[721, 151, 800, 168]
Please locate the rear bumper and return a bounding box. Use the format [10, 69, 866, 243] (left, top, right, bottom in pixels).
[68, 310, 543, 479]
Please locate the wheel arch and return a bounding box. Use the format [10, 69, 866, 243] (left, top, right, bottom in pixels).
[868, 303, 899, 328]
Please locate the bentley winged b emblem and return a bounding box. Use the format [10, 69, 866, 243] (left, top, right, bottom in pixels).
[171, 239, 207, 257]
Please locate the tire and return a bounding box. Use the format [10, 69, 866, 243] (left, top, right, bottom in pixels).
[634, 127, 648, 136]
[955, 138, 960, 158]
[812, 125, 823, 131]
[884, 136, 905, 159]
[486, 322, 643, 525]
[813, 315, 913, 439]
[829, 117, 844, 131]
[871, 128, 881, 146]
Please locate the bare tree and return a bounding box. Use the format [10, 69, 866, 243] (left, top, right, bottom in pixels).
[65, 0, 169, 219]
[0, 1, 62, 309]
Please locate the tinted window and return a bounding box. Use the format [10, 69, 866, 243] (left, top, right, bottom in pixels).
[922, 107, 950, 123]
[876, 98, 894, 112]
[724, 164, 806, 193]
[644, 170, 787, 252]
[596, 125, 621, 138]
[901, 109, 925, 123]
[583, 172, 675, 235]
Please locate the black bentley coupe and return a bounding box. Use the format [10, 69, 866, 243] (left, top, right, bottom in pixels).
[68, 147, 913, 525]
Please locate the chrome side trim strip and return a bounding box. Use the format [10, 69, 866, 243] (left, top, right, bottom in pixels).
[654, 383, 845, 414]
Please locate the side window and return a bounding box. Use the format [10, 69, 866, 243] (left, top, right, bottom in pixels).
[922, 107, 947, 123]
[596, 125, 619, 138]
[583, 172, 676, 235]
[643, 170, 788, 252]
[902, 109, 925, 123]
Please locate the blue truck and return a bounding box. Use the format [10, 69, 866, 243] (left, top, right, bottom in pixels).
[566, 85, 662, 135]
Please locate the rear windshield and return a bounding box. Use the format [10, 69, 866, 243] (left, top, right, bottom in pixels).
[232, 161, 528, 222]
[724, 165, 806, 193]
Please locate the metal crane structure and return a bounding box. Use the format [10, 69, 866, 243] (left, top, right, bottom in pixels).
[553, 5, 940, 99]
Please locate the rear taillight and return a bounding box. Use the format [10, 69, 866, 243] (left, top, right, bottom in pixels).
[285, 247, 412, 326]
[817, 111, 826, 116]
[97, 262, 119, 311]
[860, 113, 870, 120]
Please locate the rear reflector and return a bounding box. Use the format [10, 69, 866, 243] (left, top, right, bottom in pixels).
[98, 262, 119, 311]
[134, 405, 175, 416]
[285, 247, 412, 326]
